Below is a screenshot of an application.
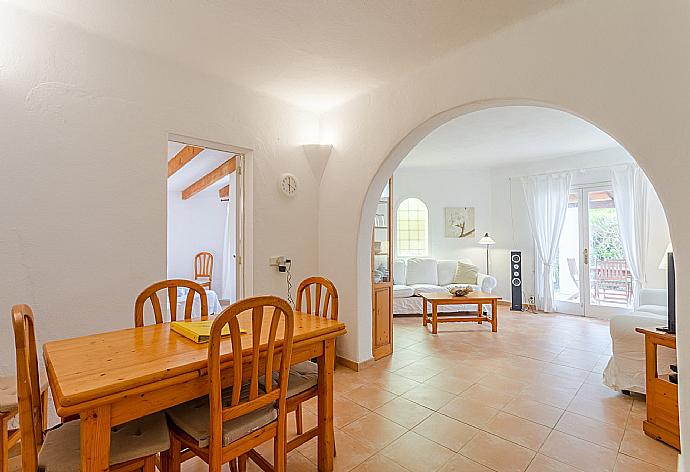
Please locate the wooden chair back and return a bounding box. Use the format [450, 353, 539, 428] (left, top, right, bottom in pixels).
[195, 252, 214, 280]
[207, 296, 294, 463]
[11, 304, 44, 472]
[296, 276, 339, 320]
[135, 279, 208, 327]
[596, 259, 629, 281]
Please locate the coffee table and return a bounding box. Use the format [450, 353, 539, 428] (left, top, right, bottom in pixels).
[420, 291, 500, 334]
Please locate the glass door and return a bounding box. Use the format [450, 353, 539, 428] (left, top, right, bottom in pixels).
[555, 185, 632, 317]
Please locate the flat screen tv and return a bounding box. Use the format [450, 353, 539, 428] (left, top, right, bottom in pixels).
[658, 252, 676, 334]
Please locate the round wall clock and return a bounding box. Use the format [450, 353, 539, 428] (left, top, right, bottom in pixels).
[279, 173, 298, 197]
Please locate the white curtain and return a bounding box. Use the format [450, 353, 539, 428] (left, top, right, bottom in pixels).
[522, 172, 572, 312]
[611, 165, 649, 308]
[220, 197, 236, 302]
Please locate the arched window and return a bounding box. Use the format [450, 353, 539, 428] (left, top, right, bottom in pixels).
[397, 198, 428, 256]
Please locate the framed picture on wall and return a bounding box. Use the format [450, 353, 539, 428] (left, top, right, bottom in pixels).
[444, 207, 476, 238]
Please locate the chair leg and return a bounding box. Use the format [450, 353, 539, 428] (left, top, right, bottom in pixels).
[159, 450, 170, 472]
[1, 414, 9, 472]
[168, 434, 182, 472]
[238, 455, 247, 472]
[41, 390, 48, 432]
[295, 404, 304, 435]
[228, 458, 238, 472]
[274, 417, 287, 472]
[143, 455, 156, 472]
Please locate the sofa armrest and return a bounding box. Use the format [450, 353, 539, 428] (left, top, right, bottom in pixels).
[477, 273, 497, 294]
[639, 288, 667, 308]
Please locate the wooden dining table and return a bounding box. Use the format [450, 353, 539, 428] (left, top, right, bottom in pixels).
[43, 309, 347, 471]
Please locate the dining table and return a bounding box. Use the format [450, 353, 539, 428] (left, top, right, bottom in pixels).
[43, 309, 347, 471]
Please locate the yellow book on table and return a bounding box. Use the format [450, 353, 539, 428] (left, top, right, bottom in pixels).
[170, 319, 245, 343]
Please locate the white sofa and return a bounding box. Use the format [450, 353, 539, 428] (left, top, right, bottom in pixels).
[392, 257, 497, 315]
[603, 288, 676, 394]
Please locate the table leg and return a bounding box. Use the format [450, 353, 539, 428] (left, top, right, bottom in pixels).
[317, 339, 335, 471]
[477, 303, 482, 324]
[422, 299, 428, 327]
[80, 406, 111, 472]
[432, 303, 438, 334]
[491, 300, 498, 332]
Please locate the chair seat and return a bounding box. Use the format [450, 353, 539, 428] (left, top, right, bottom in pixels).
[258, 361, 318, 399]
[166, 386, 277, 448]
[0, 370, 49, 413]
[37, 412, 169, 471]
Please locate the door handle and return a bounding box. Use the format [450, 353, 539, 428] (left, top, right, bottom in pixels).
[583, 248, 589, 265]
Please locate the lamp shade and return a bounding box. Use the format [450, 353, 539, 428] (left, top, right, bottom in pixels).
[478, 233, 495, 245]
[659, 242, 673, 270]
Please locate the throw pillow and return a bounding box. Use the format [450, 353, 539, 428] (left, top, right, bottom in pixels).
[453, 261, 478, 285]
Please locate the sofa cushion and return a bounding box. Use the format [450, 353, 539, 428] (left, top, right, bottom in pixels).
[393, 285, 415, 298]
[638, 305, 668, 317]
[436, 259, 473, 285]
[393, 259, 407, 285]
[453, 261, 479, 284]
[410, 284, 445, 296]
[406, 258, 438, 285]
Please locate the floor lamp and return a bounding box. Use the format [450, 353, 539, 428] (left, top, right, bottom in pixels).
[478, 233, 495, 275]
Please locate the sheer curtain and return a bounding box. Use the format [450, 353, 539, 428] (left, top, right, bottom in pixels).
[611, 164, 649, 308]
[522, 172, 572, 312]
[220, 196, 236, 302]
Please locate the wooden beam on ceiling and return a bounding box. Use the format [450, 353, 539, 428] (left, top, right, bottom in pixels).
[167, 145, 204, 177]
[182, 156, 236, 200]
[219, 185, 230, 200]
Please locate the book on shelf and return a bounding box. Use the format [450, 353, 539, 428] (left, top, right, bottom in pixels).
[170, 319, 246, 343]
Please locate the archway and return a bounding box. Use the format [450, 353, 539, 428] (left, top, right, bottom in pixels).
[356, 99, 672, 360]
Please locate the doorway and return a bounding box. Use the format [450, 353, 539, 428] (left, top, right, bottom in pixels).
[166, 134, 250, 306]
[555, 184, 633, 317]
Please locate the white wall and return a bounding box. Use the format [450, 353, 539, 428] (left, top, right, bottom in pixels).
[167, 191, 227, 290]
[393, 167, 491, 268]
[0, 3, 320, 374]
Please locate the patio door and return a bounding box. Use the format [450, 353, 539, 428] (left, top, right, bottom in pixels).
[554, 185, 633, 318]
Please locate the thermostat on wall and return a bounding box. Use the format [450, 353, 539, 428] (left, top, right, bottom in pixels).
[279, 173, 298, 197]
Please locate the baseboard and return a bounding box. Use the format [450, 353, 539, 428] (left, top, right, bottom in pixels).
[336, 356, 375, 372]
[497, 300, 534, 311]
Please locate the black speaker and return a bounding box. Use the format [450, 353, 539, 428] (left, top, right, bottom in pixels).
[510, 251, 523, 311]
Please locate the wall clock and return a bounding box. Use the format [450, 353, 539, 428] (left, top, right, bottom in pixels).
[279, 173, 298, 197]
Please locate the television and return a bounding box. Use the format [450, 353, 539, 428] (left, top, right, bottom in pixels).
[658, 251, 676, 334]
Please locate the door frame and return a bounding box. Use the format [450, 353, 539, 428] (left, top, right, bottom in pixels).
[555, 182, 632, 319]
[167, 133, 254, 299]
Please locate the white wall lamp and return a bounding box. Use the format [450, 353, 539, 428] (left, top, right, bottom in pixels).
[478, 232, 496, 275]
[302, 144, 333, 183]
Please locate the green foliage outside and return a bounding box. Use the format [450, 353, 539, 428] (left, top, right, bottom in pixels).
[589, 208, 625, 263]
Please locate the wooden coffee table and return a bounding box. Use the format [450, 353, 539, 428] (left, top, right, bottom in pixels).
[420, 291, 500, 334]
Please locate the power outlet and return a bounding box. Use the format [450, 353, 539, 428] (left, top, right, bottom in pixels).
[528, 296, 535, 305]
[269, 256, 286, 267]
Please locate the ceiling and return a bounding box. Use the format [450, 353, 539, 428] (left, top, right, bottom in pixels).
[399, 106, 622, 170]
[167, 142, 233, 195]
[9, 0, 563, 111]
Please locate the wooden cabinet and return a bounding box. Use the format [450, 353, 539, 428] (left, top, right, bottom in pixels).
[636, 327, 680, 451]
[372, 179, 393, 359]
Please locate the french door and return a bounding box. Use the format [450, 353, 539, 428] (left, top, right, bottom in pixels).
[554, 185, 633, 318]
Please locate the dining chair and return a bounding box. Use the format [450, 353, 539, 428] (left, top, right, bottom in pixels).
[164, 296, 295, 472]
[194, 252, 214, 290]
[11, 304, 170, 472]
[135, 279, 208, 327]
[283, 277, 338, 453]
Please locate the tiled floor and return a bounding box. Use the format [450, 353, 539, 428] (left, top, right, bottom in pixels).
[182, 307, 679, 471]
[12, 307, 676, 471]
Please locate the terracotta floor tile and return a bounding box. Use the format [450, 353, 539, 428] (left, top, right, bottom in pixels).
[375, 396, 433, 428]
[351, 454, 409, 472]
[381, 431, 456, 472]
[554, 411, 624, 450]
[501, 396, 564, 428]
[459, 383, 516, 409]
[460, 431, 536, 472]
[332, 395, 371, 429]
[412, 412, 479, 452]
[614, 453, 672, 472]
[539, 430, 618, 472]
[439, 453, 494, 472]
[298, 429, 377, 471]
[402, 384, 456, 410]
[394, 361, 443, 382]
[343, 384, 398, 410]
[372, 372, 422, 395]
[525, 454, 581, 472]
[484, 411, 551, 451]
[423, 372, 475, 395]
[619, 427, 678, 471]
[439, 397, 499, 428]
[340, 412, 407, 450]
[566, 395, 630, 428]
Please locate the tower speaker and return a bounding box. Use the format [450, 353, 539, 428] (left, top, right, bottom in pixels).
[510, 251, 523, 311]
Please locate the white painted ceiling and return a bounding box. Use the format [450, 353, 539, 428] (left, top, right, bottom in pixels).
[399, 106, 622, 170]
[9, 0, 563, 110]
[167, 142, 233, 195]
